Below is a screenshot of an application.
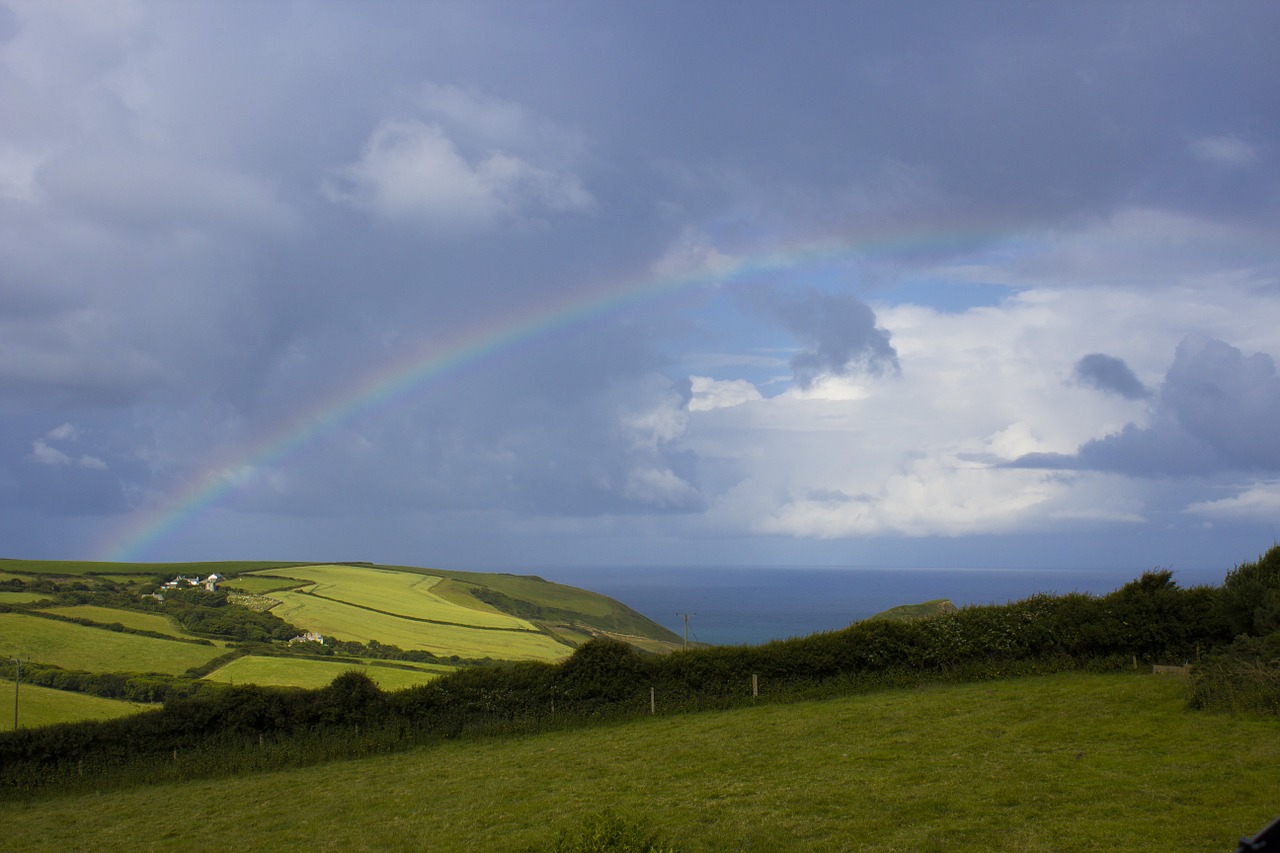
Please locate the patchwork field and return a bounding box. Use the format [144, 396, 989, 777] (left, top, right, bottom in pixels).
[252, 564, 537, 630]
[0, 560, 681, 723]
[205, 655, 448, 691]
[0, 613, 223, 675]
[38, 606, 186, 638]
[1, 678, 153, 730]
[267, 591, 571, 661]
[1, 673, 1274, 851]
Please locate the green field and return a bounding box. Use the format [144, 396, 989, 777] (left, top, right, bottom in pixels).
[253, 564, 538, 630]
[0, 613, 223, 675]
[268, 591, 572, 661]
[219, 575, 308, 594]
[1, 678, 152, 730]
[205, 655, 448, 691]
[0, 673, 1273, 851]
[0, 592, 53, 604]
[38, 605, 187, 638]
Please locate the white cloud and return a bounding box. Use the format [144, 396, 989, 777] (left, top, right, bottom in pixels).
[47, 422, 78, 441]
[30, 438, 72, 466]
[650, 227, 738, 280]
[622, 465, 700, 509]
[1184, 482, 1280, 522]
[27, 426, 108, 470]
[1189, 134, 1259, 169]
[688, 376, 762, 411]
[325, 118, 593, 230]
[675, 272, 1279, 540]
[0, 145, 46, 202]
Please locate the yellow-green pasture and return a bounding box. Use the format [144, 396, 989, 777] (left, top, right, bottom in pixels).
[254, 564, 535, 630]
[268, 592, 572, 661]
[0, 592, 53, 604]
[427, 570, 627, 620]
[38, 606, 186, 638]
[0, 613, 223, 675]
[220, 575, 307, 594]
[205, 655, 448, 691]
[1, 678, 153, 730]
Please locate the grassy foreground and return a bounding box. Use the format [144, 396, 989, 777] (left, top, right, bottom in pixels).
[1, 672, 1274, 851]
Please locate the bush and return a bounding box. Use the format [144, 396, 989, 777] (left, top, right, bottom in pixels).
[543, 811, 679, 853]
[1189, 660, 1280, 716]
[1188, 630, 1280, 716]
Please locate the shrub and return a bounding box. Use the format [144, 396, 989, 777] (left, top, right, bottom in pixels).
[543, 810, 679, 853]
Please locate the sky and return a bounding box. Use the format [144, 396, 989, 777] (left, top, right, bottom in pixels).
[1, 0, 1278, 576]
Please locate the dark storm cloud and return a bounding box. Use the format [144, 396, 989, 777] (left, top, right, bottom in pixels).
[1014, 337, 1280, 476]
[2, 0, 1278, 565]
[1072, 353, 1151, 400]
[752, 289, 898, 387]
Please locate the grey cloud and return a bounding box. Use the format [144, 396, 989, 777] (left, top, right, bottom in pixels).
[1013, 337, 1280, 476]
[38, 150, 297, 234]
[752, 289, 898, 387]
[1160, 337, 1280, 469]
[1072, 353, 1151, 400]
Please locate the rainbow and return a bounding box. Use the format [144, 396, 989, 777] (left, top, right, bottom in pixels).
[97, 225, 997, 561]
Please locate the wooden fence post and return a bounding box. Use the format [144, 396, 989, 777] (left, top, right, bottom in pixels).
[752, 673, 759, 700]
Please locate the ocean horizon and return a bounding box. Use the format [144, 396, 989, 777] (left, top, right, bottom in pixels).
[541, 565, 1230, 647]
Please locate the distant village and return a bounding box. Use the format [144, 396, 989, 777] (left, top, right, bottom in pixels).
[160, 573, 223, 592]
[153, 572, 324, 645]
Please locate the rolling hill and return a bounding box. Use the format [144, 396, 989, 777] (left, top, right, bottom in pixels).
[0, 559, 683, 727]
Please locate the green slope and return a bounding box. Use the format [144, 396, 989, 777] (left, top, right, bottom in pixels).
[868, 598, 959, 621]
[0, 679, 151, 729]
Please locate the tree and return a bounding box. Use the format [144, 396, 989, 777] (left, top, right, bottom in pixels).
[1220, 545, 1280, 637]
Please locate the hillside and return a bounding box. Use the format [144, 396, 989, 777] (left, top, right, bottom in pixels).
[0, 559, 682, 726]
[868, 597, 958, 621]
[0, 672, 1273, 851]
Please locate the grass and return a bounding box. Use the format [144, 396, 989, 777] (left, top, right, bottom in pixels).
[219, 575, 308, 594]
[253, 564, 536, 630]
[0, 678, 153, 730]
[37, 606, 187, 638]
[204, 655, 448, 691]
[0, 613, 223, 675]
[0, 592, 54, 605]
[268, 588, 572, 661]
[0, 672, 1274, 850]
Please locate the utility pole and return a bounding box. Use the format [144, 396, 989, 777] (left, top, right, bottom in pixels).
[676, 612, 696, 649]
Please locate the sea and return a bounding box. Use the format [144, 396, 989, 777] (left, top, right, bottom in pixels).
[540, 565, 1229, 647]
